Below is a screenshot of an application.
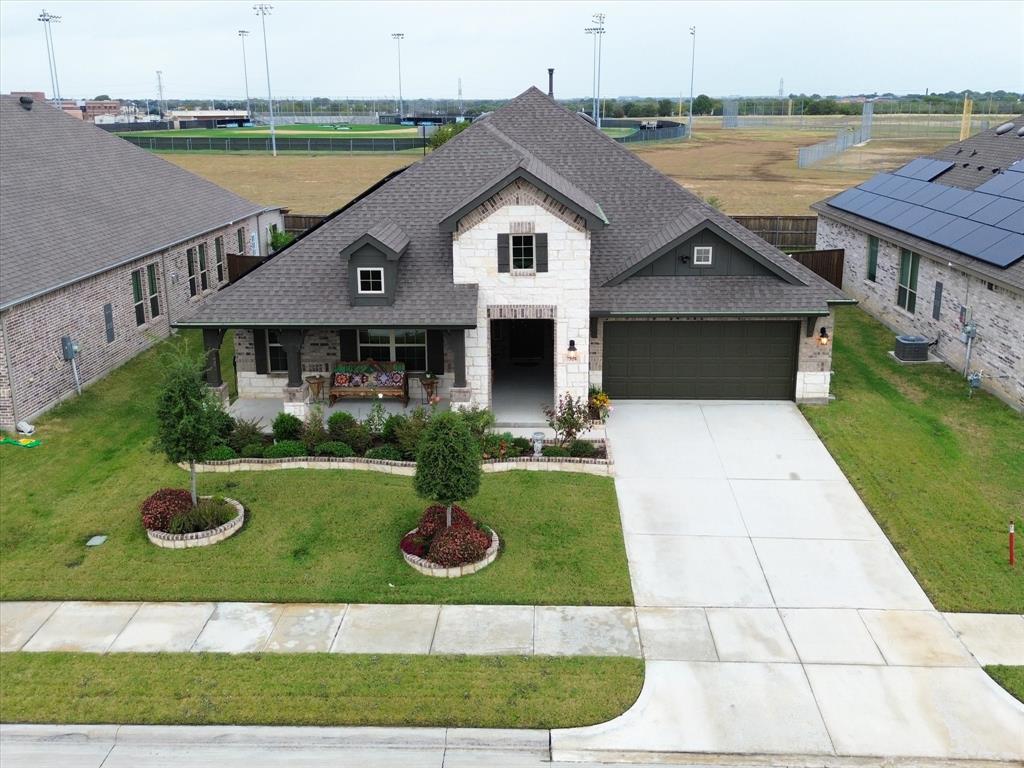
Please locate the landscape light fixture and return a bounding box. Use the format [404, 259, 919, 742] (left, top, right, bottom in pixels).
[818, 327, 830, 346]
[253, 3, 277, 156]
[392, 33, 405, 118]
[37, 9, 62, 107]
[687, 25, 696, 139]
[238, 30, 251, 120]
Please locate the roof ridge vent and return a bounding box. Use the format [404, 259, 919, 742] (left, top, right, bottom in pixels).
[1017, 126, 1024, 137]
[18, 95, 33, 110]
[994, 121, 1014, 135]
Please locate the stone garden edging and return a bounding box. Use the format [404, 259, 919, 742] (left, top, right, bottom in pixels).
[184, 440, 613, 477]
[145, 497, 245, 549]
[401, 526, 501, 578]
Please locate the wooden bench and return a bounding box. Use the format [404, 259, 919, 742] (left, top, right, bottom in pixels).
[328, 361, 409, 406]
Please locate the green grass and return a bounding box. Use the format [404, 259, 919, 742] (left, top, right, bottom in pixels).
[600, 127, 637, 138]
[986, 666, 1024, 703]
[0, 331, 631, 605]
[0, 653, 643, 728]
[801, 307, 1024, 613]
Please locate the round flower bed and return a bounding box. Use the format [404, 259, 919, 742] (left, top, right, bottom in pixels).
[400, 504, 500, 578]
[141, 488, 245, 549]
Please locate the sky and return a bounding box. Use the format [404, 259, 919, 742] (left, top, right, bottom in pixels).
[1, 0, 1021, 102]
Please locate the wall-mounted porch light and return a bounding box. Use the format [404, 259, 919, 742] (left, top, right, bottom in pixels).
[567, 339, 579, 361]
[818, 327, 830, 346]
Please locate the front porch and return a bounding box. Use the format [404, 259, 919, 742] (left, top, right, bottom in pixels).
[228, 392, 449, 430]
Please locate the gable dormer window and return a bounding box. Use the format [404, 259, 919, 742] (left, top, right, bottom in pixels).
[357, 267, 385, 294]
[512, 234, 535, 272]
[693, 246, 713, 266]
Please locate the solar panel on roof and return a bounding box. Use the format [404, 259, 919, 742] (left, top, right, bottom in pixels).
[906, 210, 957, 238]
[892, 158, 953, 181]
[952, 224, 1013, 254]
[858, 195, 895, 218]
[929, 218, 982, 249]
[994, 207, 1024, 235]
[859, 173, 894, 192]
[920, 159, 954, 180]
[873, 200, 914, 226]
[969, 197, 1023, 226]
[842, 190, 883, 214]
[946, 191, 999, 217]
[1003, 178, 1024, 202]
[976, 173, 1019, 196]
[976, 233, 1024, 268]
[887, 204, 935, 230]
[925, 186, 972, 212]
[893, 158, 930, 179]
[904, 183, 951, 205]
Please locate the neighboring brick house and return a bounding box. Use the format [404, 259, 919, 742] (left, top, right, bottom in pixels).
[813, 120, 1024, 410]
[0, 95, 283, 429]
[180, 87, 848, 426]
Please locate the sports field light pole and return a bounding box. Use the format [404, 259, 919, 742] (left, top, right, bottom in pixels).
[687, 25, 696, 139]
[392, 32, 404, 119]
[37, 9, 62, 107]
[254, 3, 277, 157]
[591, 13, 605, 128]
[238, 30, 252, 120]
[584, 25, 599, 119]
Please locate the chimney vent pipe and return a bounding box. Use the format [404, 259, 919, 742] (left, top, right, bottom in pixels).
[19, 95, 33, 110]
[547, 68, 554, 98]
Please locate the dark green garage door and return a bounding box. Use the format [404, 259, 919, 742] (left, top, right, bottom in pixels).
[602, 320, 799, 400]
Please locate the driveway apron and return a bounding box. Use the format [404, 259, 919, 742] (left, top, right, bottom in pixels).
[552, 401, 1024, 763]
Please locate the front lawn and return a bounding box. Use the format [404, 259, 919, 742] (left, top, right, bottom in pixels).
[0, 653, 643, 728]
[0, 332, 631, 605]
[986, 666, 1024, 704]
[801, 307, 1023, 613]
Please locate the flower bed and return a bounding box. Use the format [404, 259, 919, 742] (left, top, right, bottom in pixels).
[399, 505, 500, 578]
[143, 493, 245, 550]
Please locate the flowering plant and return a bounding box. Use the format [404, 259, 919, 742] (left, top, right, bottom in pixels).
[589, 389, 612, 420]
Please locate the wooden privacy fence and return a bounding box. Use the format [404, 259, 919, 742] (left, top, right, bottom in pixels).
[789, 248, 845, 288]
[731, 215, 817, 251]
[284, 213, 326, 236]
[227, 253, 265, 282]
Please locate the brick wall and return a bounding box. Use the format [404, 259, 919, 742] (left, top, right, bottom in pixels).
[817, 215, 1023, 411]
[0, 214, 265, 429]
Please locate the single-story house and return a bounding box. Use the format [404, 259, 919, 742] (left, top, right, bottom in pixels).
[0, 94, 283, 430]
[179, 86, 849, 424]
[813, 118, 1024, 410]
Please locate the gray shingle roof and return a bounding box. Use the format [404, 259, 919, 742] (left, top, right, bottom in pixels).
[183, 87, 842, 327]
[814, 117, 1024, 292]
[364, 221, 410, 258]
[0, 95, 273, 310]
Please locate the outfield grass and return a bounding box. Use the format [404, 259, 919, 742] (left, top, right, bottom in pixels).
[0, 653, 643, 728]
[0, 331, 631, 605]
[801, 307, 1023, 613]
[986, 666, 1024, 703]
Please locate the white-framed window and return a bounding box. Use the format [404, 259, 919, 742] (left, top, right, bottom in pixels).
[511, 234, 535, 272]
[358, 328, 427, 372]
[693, 246, 713, 266]
[897, 248, 920, 314]
[186, 247, 198, 297]
[266, 329, 289, 373]
[357, 267, 385, 294]
[236, 226, 245, 254]
[146, 263, 160, 318]
[198, 243, 209, 291]
[214, 236, 225, 282]
[130, 269, 146, 326]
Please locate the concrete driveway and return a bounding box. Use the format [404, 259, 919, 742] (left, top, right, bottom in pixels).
[553, 401, 1024, 763]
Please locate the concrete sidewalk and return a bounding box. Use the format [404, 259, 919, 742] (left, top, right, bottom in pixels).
[552, 402, 1024, 763]
[0, 601, 642, 657]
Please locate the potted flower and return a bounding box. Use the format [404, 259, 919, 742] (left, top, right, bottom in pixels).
[588, 387, 612, 421]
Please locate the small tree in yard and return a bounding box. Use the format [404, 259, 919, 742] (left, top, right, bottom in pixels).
[154, 350, 224, 507]
[543, 393, 593, 446]
[414, 411, 481, 528]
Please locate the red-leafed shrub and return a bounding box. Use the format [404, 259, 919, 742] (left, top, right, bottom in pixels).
[427, 524, 491, 567]
[416, 504, 471, 538]
[400, 531, 430, 558]
[141, 488, 193, 532]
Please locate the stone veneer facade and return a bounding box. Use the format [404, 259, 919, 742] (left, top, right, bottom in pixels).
[817, 215, 1023, 411]
[0, 212, 279, 429]
[451, 180, 592, 410]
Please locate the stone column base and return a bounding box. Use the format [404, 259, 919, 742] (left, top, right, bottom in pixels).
[208, 383, 229, 406]
[795, 371, 832, 404]
[283, 384, 309, 420]
[449, 386, 472, 410]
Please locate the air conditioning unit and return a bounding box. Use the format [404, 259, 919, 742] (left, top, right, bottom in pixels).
[894, 335, 931, 362]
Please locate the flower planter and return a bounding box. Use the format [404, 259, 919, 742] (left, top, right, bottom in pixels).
[145, 496, 245, 549]
[401, 526, 500, 578]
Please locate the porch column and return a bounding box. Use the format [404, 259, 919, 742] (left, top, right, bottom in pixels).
[446, 329, 467, 388]
[278, 328, 305, 388]
[202, 328, 225, 387]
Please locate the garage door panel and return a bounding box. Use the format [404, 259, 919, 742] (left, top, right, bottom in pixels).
[603, 320, 798, 400]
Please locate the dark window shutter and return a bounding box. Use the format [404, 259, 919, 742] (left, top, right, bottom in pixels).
[339, 328, 358, 361]
[590, 317, 598, 339]
[933, 281, 943, 320]
[535, 233, 548, 272]
[253, 329, 268, 374]
[497, 233, 510, 273]
[427, 330, 444, 375]
[103, 303, 114, 343]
